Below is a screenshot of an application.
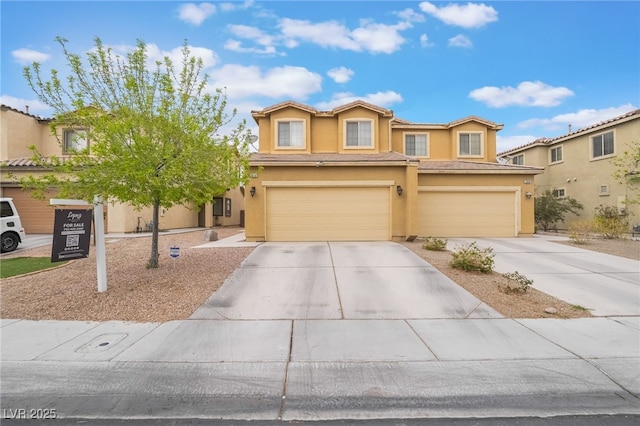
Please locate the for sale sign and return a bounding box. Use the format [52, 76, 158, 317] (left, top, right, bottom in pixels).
[51, 209, 92, 262]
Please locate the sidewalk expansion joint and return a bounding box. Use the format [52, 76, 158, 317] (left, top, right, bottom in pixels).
[327, 242, 345, 320]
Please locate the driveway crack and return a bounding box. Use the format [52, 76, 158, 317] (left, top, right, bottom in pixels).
[327, 242, 345, 320]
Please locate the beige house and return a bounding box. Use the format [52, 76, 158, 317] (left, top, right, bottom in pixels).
[0, 104, 244, 234]
[245, 100, 543, 242]
[498, 109, 640, 231]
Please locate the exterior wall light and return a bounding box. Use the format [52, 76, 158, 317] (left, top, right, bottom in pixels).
[396, 185, 403, 196]
[250, 186, 256, 197]
[525, 192, 532, 199]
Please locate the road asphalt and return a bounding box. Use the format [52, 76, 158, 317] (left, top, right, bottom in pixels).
[1, 234, 638, 422]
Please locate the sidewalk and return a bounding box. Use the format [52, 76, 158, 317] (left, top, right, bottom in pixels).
[1, 316, 639, 420]
[2, 232, 639, 421]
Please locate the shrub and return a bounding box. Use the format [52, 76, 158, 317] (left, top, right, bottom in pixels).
[422, 237, 448, 251]
[501, 271, 533, 294]
[534, 190, 584, 232]
[593, 204, 628, 239]
[450, 242, 494, 273]
[568, 220, 595, 244]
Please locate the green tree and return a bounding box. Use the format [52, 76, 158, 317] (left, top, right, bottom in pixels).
[22, 37, 251, 268]
[534, 190, 584, 232]
[613, 141, 640, 204]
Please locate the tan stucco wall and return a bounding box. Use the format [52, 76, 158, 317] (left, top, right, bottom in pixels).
[521, 119, 640, 229]
[390, 122, 499, 162]
[419, 173, 537, 235]
[245, 165, 412, 241]
[1, 108, 50, 160]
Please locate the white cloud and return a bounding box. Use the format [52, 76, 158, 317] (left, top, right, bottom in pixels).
[0, 95, 51, 115]
[315, 91, 403, 110]
[420, 34, 434, 48]
[327, 67, 354, 84]
[178, 3, 216, 26]
[419, 1, 498, 28]
[226, 24, 280, 55]
[220, 0, 253, 12]
[518, 104, 638, 131]
[278, 18, 407, 54]
[395, 8, 425, 23]
[448, 34, 473, 48]
[469, 81, 574, 108]
[496, 134, 541, 153]
[208, 64, 322, 100]
[12, 48, 51, 65]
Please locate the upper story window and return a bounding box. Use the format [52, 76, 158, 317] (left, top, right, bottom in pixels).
[345, 120, 373, 148]
[458, 132, 482, 157]
[63, 129, 88, 153]
[550, 145, 563, 164]
[591, 131, 614, 160]
[404, 133, 428, 157]
[276, 120, 305, 148]
[511, 154, 524, 165]
[552, 188, 566, 198]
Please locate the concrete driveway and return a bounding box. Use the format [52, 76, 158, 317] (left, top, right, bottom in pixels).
[447, 236, 640, 317]
[191, 241, 501, 320]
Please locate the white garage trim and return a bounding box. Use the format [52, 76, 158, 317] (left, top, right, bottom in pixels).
[263, 180, 395, 187]
[418, 186, 521, 237]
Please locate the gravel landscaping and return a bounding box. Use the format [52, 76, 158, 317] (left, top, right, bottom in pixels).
[1, 229, 637, 322]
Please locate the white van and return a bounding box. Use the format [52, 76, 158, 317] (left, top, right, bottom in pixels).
[1, 197, 26, 253]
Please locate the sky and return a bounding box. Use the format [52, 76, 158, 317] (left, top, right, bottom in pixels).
[1, 0, 639, 153]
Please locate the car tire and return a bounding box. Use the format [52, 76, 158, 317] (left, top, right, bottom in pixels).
[1, 232, 19, 253]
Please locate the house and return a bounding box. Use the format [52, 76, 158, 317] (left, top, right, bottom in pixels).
[498, 109, 640, 231]
[244, 100, 543, 242]
[0, 104, 243, 233]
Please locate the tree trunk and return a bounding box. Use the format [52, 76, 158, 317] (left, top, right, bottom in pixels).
[147, 198, 161, 269]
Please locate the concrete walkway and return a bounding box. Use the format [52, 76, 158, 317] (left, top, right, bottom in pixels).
[191, 242, 500, 320]
[1, 317, 639, 420]
[1, 234, 639, 421]
[447, 236, 640, 316]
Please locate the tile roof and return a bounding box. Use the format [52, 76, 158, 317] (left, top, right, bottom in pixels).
[499, 109, 640, 156]
[418, 160, 543, 174]
[1, 104, 50, 121]
[250, 152, 416, 165]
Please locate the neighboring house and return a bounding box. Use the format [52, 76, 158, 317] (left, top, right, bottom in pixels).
[0, 104, 244, 234]
[244, 100, 543, 242]
[498, 109, 640, 231]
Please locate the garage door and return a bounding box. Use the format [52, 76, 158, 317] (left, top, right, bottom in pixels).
[419, 190, 517, 237]
[0, 187, 57, 234]
[266, 186, 390, 241]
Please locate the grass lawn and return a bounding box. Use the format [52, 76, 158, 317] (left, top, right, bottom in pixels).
[0, 257, 68, 278]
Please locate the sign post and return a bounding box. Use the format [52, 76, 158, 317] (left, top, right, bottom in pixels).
[50, 197, 108, 292]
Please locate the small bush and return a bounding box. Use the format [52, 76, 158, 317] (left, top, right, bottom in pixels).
[501, 271, 533, 294]
[422, 237, 448, 251]
[568, 220, 594, 244]
[450, 242, 494, 273]
[594, 205, 628, 239]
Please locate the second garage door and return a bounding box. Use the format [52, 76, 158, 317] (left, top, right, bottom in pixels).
[266, 186, 390, 241]
[418, 190, 518, 237]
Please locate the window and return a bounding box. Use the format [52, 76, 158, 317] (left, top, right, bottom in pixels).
[1, 201, 15, 218]
[63, 129, 88, 153]
[404, 133, 428, 156]
[552, 188, 566, 198]
[458, 132, 482, 156]
[345, 120, 372, 147]
[592, 131, 614, 159]
[277, 120, 304, 148]
[512, 154, 524, 165]
[599, 184, 610, 196]
[550, 145, 563, 163]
